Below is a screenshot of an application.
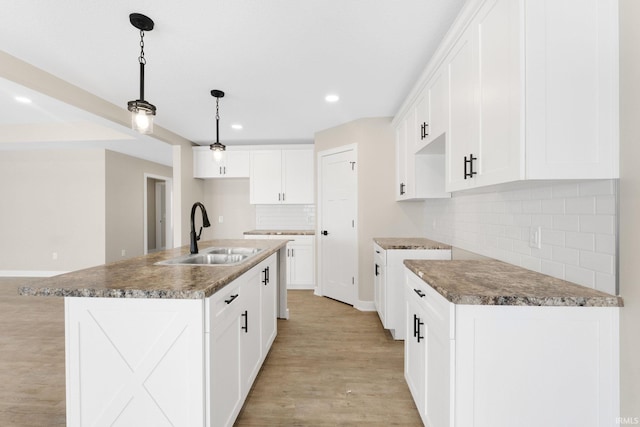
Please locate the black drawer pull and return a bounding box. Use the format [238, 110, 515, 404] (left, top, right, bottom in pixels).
[224, 294, 239, 304]
[413, 289, 425, 298]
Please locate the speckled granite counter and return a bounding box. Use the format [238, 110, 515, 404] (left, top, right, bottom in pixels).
[244, 229, 315, 236]
[404, 259, 623, 307]
[374, 237, 451, 250]
[19, 239, 288, 299]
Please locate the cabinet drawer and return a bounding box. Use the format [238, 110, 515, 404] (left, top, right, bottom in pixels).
[207, 278, 243, 331]
[374, 244, 386, 265]
[406, 270, 454, 340]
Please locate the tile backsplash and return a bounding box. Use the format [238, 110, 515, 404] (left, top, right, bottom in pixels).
[255, 205, 316, 230]
[423, 180, 618, 295]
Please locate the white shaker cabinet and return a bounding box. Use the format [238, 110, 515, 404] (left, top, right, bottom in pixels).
[246, 234, 315, 290]
[193, 146, 250, 178]
[415, 66, 449, 153]
[404, 267, 620, 427]
[373, 241, 451, 340]
[250, 149, 314, 204]
[445, 0, 618, 191]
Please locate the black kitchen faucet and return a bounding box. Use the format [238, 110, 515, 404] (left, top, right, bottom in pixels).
[190, 202, 211, 254]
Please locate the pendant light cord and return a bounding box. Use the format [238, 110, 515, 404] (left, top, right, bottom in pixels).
[138, 30, 146, 101]
[215, 97, 220, 144]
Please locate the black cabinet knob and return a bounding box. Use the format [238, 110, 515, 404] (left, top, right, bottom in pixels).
[321, 230, 329, 236]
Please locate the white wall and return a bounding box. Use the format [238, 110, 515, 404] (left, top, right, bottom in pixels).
[315, 117, 426, 302]
[423, 180, 617, 294]
[105, 150, 172, 263]
[202, 178, 255, 239]
[0, 149, 106, 274]
[619, 0, 640, 417]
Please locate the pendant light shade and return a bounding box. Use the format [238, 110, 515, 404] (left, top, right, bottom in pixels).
[127, 13, 156, 134]
[209, 90, 226, 161]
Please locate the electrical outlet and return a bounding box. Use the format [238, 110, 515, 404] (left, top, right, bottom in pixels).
[218, 216, 224, 223]
[121, 249, 126, 257]
[528, 226, 542, 249]
[52, 252, 58, 260]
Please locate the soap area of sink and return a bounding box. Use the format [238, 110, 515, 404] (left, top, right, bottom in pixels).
[156, 247, 263, 266]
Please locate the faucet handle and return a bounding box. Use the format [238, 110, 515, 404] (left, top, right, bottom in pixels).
[197, 226, 203, 241]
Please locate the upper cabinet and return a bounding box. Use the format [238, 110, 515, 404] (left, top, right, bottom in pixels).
[395, 0, 619, 194]
[193, 147, 250, 179]
[250, 149, 314, 204]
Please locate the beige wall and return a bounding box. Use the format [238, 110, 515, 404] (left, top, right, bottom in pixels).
[0, 149, 106, 272]
[315, 117, 425, 302]
[173, 144, 205, 247]
[202, 178, 255, 240]
[105, 150, 171, 263]
[618, 0, 640, 417]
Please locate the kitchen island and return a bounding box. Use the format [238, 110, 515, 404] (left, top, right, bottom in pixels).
[19, 239, 289, 427]
[404, 259, 623, 427]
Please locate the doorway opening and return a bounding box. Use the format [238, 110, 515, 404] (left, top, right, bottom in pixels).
[144, 174, 173, 254]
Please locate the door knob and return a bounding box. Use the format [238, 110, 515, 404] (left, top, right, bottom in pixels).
[321, 230, 329, 236]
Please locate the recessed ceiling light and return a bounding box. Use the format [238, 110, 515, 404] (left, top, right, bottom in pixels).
[15, 96, 32, 104]
[325, 94, 340, 103]
[231, 124, 243, 130]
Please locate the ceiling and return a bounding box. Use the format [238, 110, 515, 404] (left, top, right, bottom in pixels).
[0, 0, 466, 165]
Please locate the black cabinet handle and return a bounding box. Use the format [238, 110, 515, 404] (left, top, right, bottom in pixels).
[266, 266, 270, 283]
[417, 317, 424, 343]
[375, 263, 379, 276]
[241, 310, 248, 333]
[224, 294, 239, 304]
[421, 122, 429, 140]
[464, 153, 478, 179]
[413, 289, 425, 298]
[400, 182, 406, 195]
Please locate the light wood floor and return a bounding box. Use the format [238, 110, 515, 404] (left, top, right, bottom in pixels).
[0, 280, 421, 426]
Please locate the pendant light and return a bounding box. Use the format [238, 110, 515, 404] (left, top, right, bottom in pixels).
[209, 90, 226, 162]
[127, 13, 156, 134]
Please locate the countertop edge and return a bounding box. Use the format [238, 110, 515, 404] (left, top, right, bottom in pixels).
[404, 260, 623, 308]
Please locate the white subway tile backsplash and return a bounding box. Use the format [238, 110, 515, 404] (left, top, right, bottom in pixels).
[541, 260, 565, 279]
[423, 179, 617, 295]
[580, 215, 615, 234]
[580, 251, 614, 274]
[565, 197, 596, 215]
[553, 215, 581, 232]
[542, 199, 565, 214]
[552, 246, 580, 265]
[255, 205, 315, 230]
[565, 232, 595, 251]
[596, 234, 616, 255]
[565, 265, 595, 288]
[579, 180, 615, 196]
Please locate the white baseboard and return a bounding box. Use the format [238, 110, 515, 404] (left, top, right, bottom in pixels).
[354, 299, 376, 312]
[0, 270, 68, 277]
[287, 284, 315, 290]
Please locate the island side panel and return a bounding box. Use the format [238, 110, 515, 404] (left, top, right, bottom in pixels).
[278, 246, 289, 319]
[65, 297, 205, 427]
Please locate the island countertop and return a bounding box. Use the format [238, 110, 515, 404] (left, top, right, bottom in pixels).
[404, 259, 623, 307]
[19, 239, 288, 300]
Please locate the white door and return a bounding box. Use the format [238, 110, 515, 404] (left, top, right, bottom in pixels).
[155, 181, 166, 250]
[318, 146, 357, 305]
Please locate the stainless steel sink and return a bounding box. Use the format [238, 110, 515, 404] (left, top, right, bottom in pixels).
[156, 247, 263, 266]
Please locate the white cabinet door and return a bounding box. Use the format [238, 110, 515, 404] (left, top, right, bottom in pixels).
[259, 255, 278, 355]
[404, 287, 427, 417]
[475, 0, 522, 187]
[395, 118, 408, 200]
[446, 24, 479, 192]
[373, 248, 386, 327]
[426, 68, 448, 145]
[240, 269, 262, 398]
[282, 150, 314, 204]
[250, 150, 282, 204]
[250, 149, 314, 204]
[194, 148, 250, 178]
[208, 279, 243, 427]
[287, 236, 315, 289]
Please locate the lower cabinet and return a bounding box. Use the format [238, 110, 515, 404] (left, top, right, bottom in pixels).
[246, 234, 315, 289]
[405, 268, 620, 427]
[374, 243, 451, 339]
[207, 253, 278, 427]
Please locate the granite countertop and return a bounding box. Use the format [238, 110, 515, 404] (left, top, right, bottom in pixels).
[404, 259, 623, 307]
[244, 229, 315, 236]
[374, 237, 451, 250]
[19, 239, 288, 300]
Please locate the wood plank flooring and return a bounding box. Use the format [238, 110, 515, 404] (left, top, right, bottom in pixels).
[0, 280, 421, 426]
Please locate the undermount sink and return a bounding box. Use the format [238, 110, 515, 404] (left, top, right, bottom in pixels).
[156, 247, 263, 266]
